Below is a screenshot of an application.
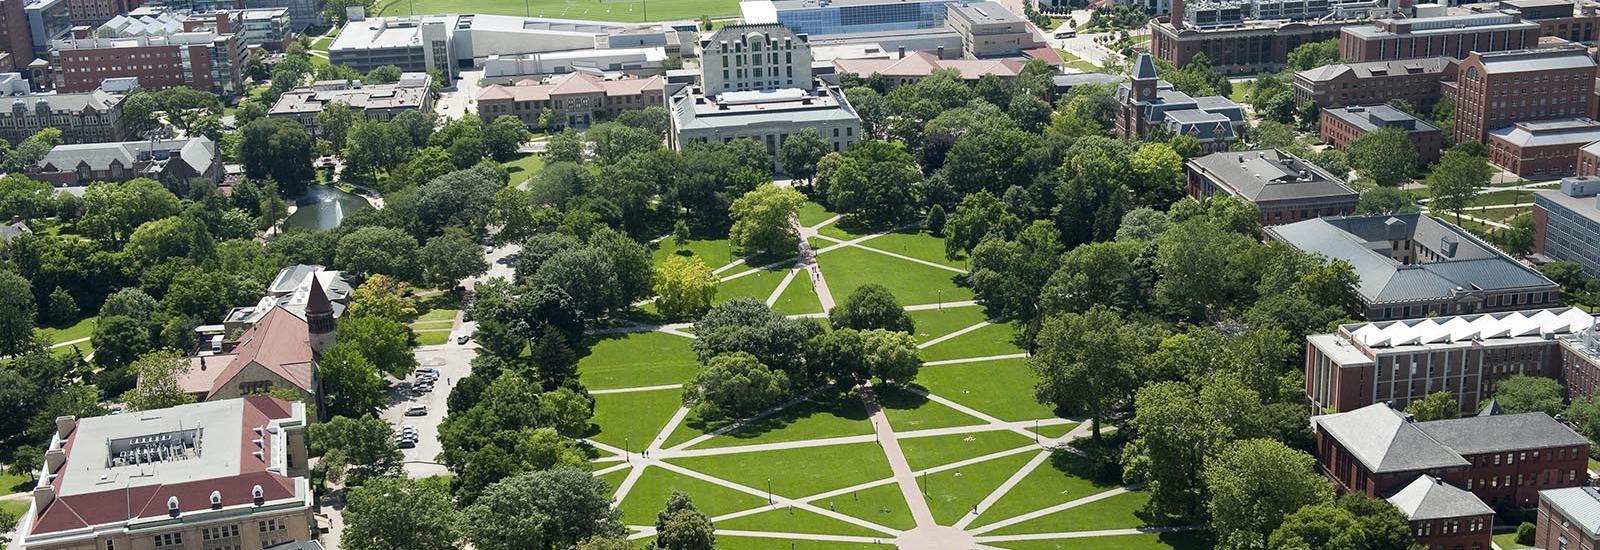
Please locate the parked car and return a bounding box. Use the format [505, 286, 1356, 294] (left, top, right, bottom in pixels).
[397, 439, 416, 449]
[457, 334, 471, 345]
[405, 405, 429, 416]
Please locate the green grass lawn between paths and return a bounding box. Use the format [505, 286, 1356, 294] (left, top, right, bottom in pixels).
[991, 532, 1211, 550]
[916, 358, 1057, 422]
[969, 451, 1122, 529]
[377, 0, 738, 23]
[876, 384, 984, 432]
[905, 306, 988, 344]
[772, 268, 823, 315]
[578, 331, 699, 390]
[920, 450, 1035, 525]
[816, 245, 971, 306]
[983, 490, 1153, 535]
[898, 430, 1035, 471]
[588, 388, 683, 451]
[501, 152, 546, 187]
[618, 466, 770, 525]
[666, 396, 873, 450]
[667, 441, 893, 500]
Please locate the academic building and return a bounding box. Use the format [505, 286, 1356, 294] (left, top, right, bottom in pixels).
[1184, 148, 1357, 225]
[1451, 45, 1596, 145]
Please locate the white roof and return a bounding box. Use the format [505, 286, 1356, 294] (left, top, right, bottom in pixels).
[1348, 308, 1594, 348]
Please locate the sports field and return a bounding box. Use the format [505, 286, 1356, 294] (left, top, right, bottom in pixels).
[375, 0, 737, 23]
[580, 203, 1206, 548]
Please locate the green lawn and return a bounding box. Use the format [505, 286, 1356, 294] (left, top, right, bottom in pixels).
[716, 265, 794, 305]
[412, 330, 451, 346]
[991, 532, 1211, 550]
[1, 498, 29, 520]
[1466, 189, 1535, 208]
[1228, 80, 1256, 103]
[855, 230, 965, 269]
[37, 316, 97, 348]
[0, 469, 34, 495]
[668, 441, 893, 500]
[1494, 533, 1531, 549]
[376, 0, 738, 22]
[877, 384, 985, 432]
[617, 466, 769, 525]
[501, 152, 546, 187]
[588, 388, 684, 451]
[921, 451, 1036, 525]
[898, 430, 1035, 471]
[653, 238, 736, 272]
[983, 490, 1152, 535]
[918, 322, 1025, 362]
[816, 245, 971, 306]
[906, 307, 989, 344]
[805, 480, 917, 531]
[916, 358, 1056, 422]
[715, 536, 888, 549]
[596, 466, 631, 490]
[1029, 422, 1080, 439]
[771, 269, 824, 315]
[578, 331, 700, 390]
[969, 451, 1122, 529]
[668, 396, 873, 450]
[797, 201, 837, 228]
[715, 503, 892, 537]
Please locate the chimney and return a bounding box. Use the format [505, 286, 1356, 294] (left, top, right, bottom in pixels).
[897, 45, 905, 59]
[1171, 0, 1185, 29]
[34, 486, 54, 510]
[44, 448, 65, 473]
[1396, 0, 1413, 12]
[55, 416, 76, 440]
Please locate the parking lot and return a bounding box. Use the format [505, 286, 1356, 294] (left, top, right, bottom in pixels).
[378, 345, 475, 479]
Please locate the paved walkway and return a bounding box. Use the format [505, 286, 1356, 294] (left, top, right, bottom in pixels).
[860, 384, 935, 528]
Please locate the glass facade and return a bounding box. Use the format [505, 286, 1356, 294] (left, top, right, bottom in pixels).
[775, 0, 951, 37]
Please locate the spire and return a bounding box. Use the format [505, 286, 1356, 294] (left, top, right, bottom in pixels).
[306, 276, 331, 317]
[1133, 53, 1158, 81]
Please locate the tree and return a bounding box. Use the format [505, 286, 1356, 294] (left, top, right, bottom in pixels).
[348, 274, 418, 321]
[1335, 493, 1418, 550]
[315, 101, 357, 150]
[778, 129, 830, 183]
[546, 128, 583, 163]
[344, 120, 414, 183]
[344, 476, 460, 550]
[655, 492, 715, 550]
[484, 115, 533, 162]
[0, 271, 36, 356]
[1427, 148, 1492, 223]
[1494, 375, 1564, 417]
[125, 350, 196, 411]
[320, 344, 387, 419]
[1031, 305, 1143, 440]
[969, 220, 1063, 319]
[1567, 387, 1600, 444]
[728, 184, 803, 255]
[336, 226, 421, 281]
[1204, 439, 1332, 549]
[818, 140, 921, 225]
[945, 190, 1020, 259]
[338, 315, 419, 377]
[1347, 127, 1417, 186]
[1268, 503, 1365, 550]
[654, 256, 718, 320]
[693, 299, 822, 382]
[1356, 186, 1420, 215]
[461, 468, 624, 550]
[0, 175, 57, 221]
[1286, 39, 1339, 70]
[91, 315, 154, 371]
[1406, 391, 1460, 422]
[925, 204, 946, 236]
[829, 284, 913, 333]
[684, 352, 791, 420]
[1125, 381, 1229, 520]
[416, 165, 503, 232]
[365, 65, 402, 84]
[238, 118, 315, 196]
[78, 178, 182, 242]
[420, 230, 489, 287]
[1129, 143, 1185, 205]
[309, 414, 404, 483]
[1041, 240, 1143, 316]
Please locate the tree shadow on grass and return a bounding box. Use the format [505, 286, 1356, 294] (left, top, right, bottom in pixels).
[1161, 530, 1215, 549]
[874, 383, 933, 414]
[682, 395, 870, 443]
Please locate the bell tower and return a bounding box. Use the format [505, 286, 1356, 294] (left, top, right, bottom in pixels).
[305, 276, 336, 356]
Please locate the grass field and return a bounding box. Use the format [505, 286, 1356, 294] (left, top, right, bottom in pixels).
[906, 307, 989, 344]
[816, 245, 971, 306]
[984, 490, 1152, 535]
[796, 201, 836, 228]
[618, 466, 770, 525]
[921, 451, 1035, 524]
[969, 451, 1122, 529]
[716, 265, 794, 306]
[877, 384, 985, 432]
[918, 321, 1024, 362]
[501, 152, 546, 187]
[668, 442, 894, 499]
[916, 358, 1056, 422]
[578, 331, 699, 390]
[991, 532, 1211, 550]
[898, 430, 1034, 471]
[1494, 533, 1531, 549]
[853, 230, 965, 269]
[715, 505, 891, 536]
[771, 269, 823, 315]
[1, 469, 33, 496]
[652, 237, 736, 273]
[667, 396, 873, 449]
[376, 0, 737, 23]
[589, 388, 684, 450]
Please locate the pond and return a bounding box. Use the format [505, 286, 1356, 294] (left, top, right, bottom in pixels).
[283, 184, 371, 232]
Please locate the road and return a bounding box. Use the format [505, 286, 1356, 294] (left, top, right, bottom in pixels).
[378, 345, 477, 479]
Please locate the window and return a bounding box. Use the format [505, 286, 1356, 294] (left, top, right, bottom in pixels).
[202, 525, 241, 550]
[153, 533, 183, 550]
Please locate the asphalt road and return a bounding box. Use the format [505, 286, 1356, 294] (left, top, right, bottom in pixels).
[379, 345, 476, 479]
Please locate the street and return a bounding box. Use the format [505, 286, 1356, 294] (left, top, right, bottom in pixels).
[378, 346, 476, 479]
[435, 69, 486, 120]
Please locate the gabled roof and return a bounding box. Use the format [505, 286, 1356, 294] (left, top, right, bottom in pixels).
[832, 51, 1024, 81]
[1385, 475, 1494, 521]
[476, 72, 664, 103]
[1542, 486, 1600, 538]
[1188, 148, 1355, 204]
[1312, 403, 1470, 473]
[206, 307, 314, 397]
[1416, 412, 1590, 455]
[37, 138, 216, 176]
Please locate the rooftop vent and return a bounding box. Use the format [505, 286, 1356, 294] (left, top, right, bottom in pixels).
[252, 484, 264, 504]
[209, 490, 222, 507]
[167, 496, 180, 516]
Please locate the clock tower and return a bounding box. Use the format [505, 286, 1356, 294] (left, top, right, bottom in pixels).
[1118, 53, 1163, 139]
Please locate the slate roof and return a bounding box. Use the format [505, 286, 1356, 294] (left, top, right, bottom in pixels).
[1311, 403, 1470, 473]
[36, 137, 216, 176]
[1541, 486, 1600, 538]
[1294, 57, 1456, 84]
[1266, 214, 1557, 305]
[4, 90, 121, 113]
[1490, 118, 1600, 149]
[1416, 412, 1590, 455]
[1385, 475, 1495, 521]
[1188, 148, 1355, 203]
[0, 220, 30, 242]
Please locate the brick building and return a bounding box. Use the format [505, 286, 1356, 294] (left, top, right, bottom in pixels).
[1488, 118, 1600, 178]
[476, 71, 662, 129]
[1321, 104, 1445, 166]
[1453, 45, 1596, 145]
[1532, 176, 1600, 277]
[13, 396, 316, 550]
[1116, 53, 1246, 152]
[1339, 12, 1541, 62]
[1536, 486, 1600, 550]
[65, 0, 129, 26]
[30, 137, 221, 186]
[1502, 0, 1600, 43]
[1312, 402, 1588, 544]
[1388, 475, 1497, 550]
[0, 0, 34, 71]
[1557, 327, 1600, 401]
[1293, 57, 1457, 111]
[1267, 214, 1562, 321]
[270, 74, 434, 136]
[49, 11, 245, 95]
[1185, 148, 1357, 225]
[1304, 308, 1590, 416]
[1150, 17, 1350, 74]
[0, 89, 124, 144]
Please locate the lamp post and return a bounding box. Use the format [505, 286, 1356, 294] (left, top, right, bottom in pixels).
[625, 437, 630, 463]
[766, 478, 773, 504]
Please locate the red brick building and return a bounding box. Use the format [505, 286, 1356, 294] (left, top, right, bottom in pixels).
[1453, 46, 1597, 145]
[1292, 57, 1457, 111]
[1321, 104, 1445, 166]
[1185, 148, 1357, 225]
[0, 0, 32, 71]
[1502, 0, 1600, 43]
[66, 0, 131, 26]
[48, 13, 244, 95]
[1312, 403, 1589, 547]
[1388, 476, 1497, 550]
[1339, 12, 1540, 63]
[1536, 486, 1600, 550]
[1150, 17, 1350, 74]
[1488, 118, 1600, 178]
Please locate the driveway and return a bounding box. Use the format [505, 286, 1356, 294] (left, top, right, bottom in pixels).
[378, 345, 477, 479]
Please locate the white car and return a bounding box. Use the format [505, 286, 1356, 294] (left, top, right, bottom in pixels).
[405, 405, 429, 416]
